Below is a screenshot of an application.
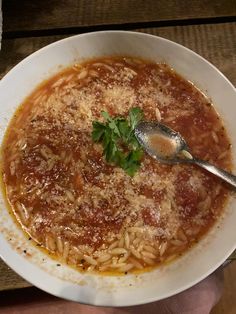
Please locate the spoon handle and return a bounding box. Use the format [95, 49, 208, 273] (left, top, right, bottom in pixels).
[193, 158, 236, 189]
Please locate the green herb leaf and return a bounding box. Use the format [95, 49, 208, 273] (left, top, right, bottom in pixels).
[121, 149, 144, 176]
[92, 121, 106, 142]
[128, 148, 144, 162]
[104, 140, 117, 162]
[102, 111, 121, 136]
[116, 119, 130, 140]
[108, 120, 121, 137]
[101, 111, 112, 121]
[92, 108, 144, 176]
[123, 162, 140, 177]
[129, 107, 143, 130]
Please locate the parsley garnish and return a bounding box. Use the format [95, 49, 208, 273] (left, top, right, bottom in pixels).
[92, 107, 144, 176]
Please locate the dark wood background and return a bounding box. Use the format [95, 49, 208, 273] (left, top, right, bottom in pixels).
[3, 0, 236, 34]
[0, 1, 236, 312]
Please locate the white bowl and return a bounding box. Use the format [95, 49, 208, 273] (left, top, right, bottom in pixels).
[0, 31, 235, 306]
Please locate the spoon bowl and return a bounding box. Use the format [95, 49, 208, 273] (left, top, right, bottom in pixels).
[135, 121, 236, 188]
[135, 121, 189, 163]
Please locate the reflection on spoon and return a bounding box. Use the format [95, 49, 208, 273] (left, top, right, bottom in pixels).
[134, 121, 236, 189]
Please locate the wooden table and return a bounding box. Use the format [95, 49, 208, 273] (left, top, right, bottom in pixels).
[0, 0, 236, 307]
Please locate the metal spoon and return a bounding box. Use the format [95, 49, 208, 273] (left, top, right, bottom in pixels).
[134, 121, 236, 189]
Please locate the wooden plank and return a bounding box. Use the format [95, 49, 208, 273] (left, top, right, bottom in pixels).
[0, 260, 30, 291]
[3, 0, 236, 34]
[0, 22, 235, 290]
[1, 23, 235, 84]
[139, 23, 236, 85]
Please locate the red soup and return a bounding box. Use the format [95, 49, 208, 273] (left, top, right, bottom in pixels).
[1, 57, 232, 274]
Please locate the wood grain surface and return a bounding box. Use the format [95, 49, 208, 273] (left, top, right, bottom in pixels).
[0, 22, 235, 292]
[3, 0, 236, 34]
[1, 23, 235, 83]
[0, 260, 30, 291]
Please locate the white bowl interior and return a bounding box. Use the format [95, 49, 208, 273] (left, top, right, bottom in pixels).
[0, 31, 235, 306]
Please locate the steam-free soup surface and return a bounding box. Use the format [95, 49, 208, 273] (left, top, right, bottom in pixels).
[2, 57, 231, 274]
[148, 133, 177, 158]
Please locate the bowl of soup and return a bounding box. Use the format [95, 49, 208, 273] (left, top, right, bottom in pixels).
[0, 31, 235, 306]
